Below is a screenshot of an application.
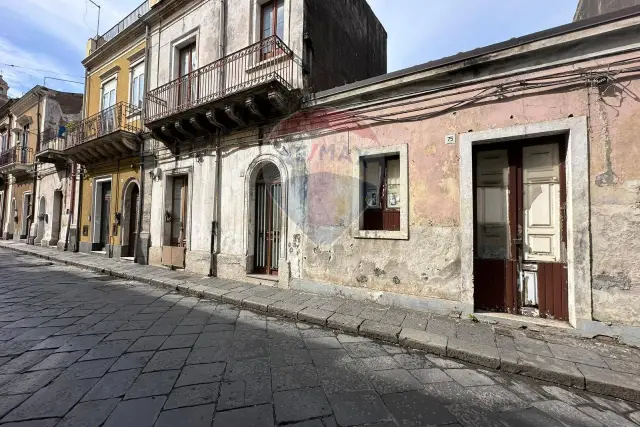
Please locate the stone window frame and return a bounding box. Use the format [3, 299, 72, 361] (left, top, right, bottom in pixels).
[458, 117, 591, 327]
[351, 143, 409, 240]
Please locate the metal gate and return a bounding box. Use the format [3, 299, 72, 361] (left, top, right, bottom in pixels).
[254, 164, 281, 275]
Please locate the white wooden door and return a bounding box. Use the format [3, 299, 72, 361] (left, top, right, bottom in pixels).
[475, 150, 510, 260]
[522, 144, 561, 263]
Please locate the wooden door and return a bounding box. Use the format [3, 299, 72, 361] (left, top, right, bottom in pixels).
[170, 176, 188, 247]
[254, 164, 281, 275]
[474, 137, 568, 320]
[473, 149, 517, 313]
[99, 182, 111, 250]
[127, 185, 139, 257]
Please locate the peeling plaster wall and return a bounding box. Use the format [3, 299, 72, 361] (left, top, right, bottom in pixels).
[148, 147, 216, 276]
[587, 80, 640, 326]
[208, 51, 640, 326]
[291, 52, 640, 325]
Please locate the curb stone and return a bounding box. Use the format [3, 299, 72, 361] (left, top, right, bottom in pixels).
[2, 242, 640, 404]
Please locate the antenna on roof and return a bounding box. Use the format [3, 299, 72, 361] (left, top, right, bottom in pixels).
[86, 0, 101, 38]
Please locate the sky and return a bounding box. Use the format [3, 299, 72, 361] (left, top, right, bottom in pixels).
[0, 0, 577, 98]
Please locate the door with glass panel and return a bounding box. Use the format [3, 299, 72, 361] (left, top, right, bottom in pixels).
[473, 136, 568, 320]
[178, 43, 197, 108]
[101, 79, 117, 135]
[261, 0, 285, 58]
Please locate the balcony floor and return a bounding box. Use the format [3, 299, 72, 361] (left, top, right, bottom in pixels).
[147, 78, 301, 149]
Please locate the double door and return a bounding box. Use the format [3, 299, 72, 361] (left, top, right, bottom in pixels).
[473, 136, 568, 320]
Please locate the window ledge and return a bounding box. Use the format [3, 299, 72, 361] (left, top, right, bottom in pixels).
[352, 229, 409, 240]
[246, 53, 288, 74]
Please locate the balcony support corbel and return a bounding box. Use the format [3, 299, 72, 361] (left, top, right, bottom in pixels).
[245, 96, 265, 121]
[205, 110, 227, 132]
[86, 147, 105, 161]
[174, 120, 196, 139]
[268, 89, 289, 114]
[224, 104, 246, 127]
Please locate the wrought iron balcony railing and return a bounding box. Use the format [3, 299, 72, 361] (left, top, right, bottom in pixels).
[66, 102, 142, 150]
[96, 1, 149, 47]
[145, 35, 300, 123]
[0, 146, 34, 167]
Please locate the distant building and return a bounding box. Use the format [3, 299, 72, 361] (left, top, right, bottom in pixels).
[574, 0, 640, 20]
[0, 75, 9, 108]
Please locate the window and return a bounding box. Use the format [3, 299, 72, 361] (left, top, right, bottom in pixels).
[353, 144, 408, 239]
[361, 155, 400, 231]
[22, 124, 29, 148]
[130, 61, 145, 110]
[169, 175, 188, 247]
[0, 132, 6, 152]
[261, 0, 284, 58]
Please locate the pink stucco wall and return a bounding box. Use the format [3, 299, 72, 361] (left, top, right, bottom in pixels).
[295, 51, 640, 325]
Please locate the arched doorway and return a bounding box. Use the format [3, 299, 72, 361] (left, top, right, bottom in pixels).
[253, 163, 282, 275]
[35, 196, 45, 244]
[122, 180, 140, 258]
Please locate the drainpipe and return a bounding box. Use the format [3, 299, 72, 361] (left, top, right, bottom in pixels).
[210, 0, 225, 276]
[135, 22, 151, 264]
[27, 91, 43, 245]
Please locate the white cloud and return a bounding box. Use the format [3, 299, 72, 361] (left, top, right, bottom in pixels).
[0, 0, 140, 96]
[0, 37, 82, 97]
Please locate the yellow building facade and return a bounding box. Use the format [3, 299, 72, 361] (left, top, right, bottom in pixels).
[66, 3, 149, 259]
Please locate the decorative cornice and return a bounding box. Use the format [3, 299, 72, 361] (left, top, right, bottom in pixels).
[99, 65, 121, 81]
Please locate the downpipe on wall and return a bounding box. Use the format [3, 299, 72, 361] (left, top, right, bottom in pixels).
[27, 91, 43, 245]
[135, 21, 151, 264]
[210, 0, 226, 276]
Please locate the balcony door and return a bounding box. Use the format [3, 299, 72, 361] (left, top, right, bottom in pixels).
[101, 79, 117, 135]
[261, 0, 285, 58]
[178, 43, 197, 108]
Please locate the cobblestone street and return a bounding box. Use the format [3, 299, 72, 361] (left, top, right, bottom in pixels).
[0, 249, 638, 426]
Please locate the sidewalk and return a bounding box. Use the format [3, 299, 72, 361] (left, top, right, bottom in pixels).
[2, 240, 639, 403]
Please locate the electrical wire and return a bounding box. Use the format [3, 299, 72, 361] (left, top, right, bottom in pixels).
[0, 63, 84, 80]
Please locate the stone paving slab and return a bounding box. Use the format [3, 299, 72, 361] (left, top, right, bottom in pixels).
[2, 241, 640, 408]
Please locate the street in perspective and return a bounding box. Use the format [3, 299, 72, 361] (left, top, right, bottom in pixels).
[0, 249, 639, 426]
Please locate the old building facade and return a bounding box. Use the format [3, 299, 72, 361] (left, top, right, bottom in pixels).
[270, 7, 640, 342]
[4, 0, 639, 343]
[140, 0, 387, 275]
[64, 2, 149, 259]
[0, 85, 82, 246]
